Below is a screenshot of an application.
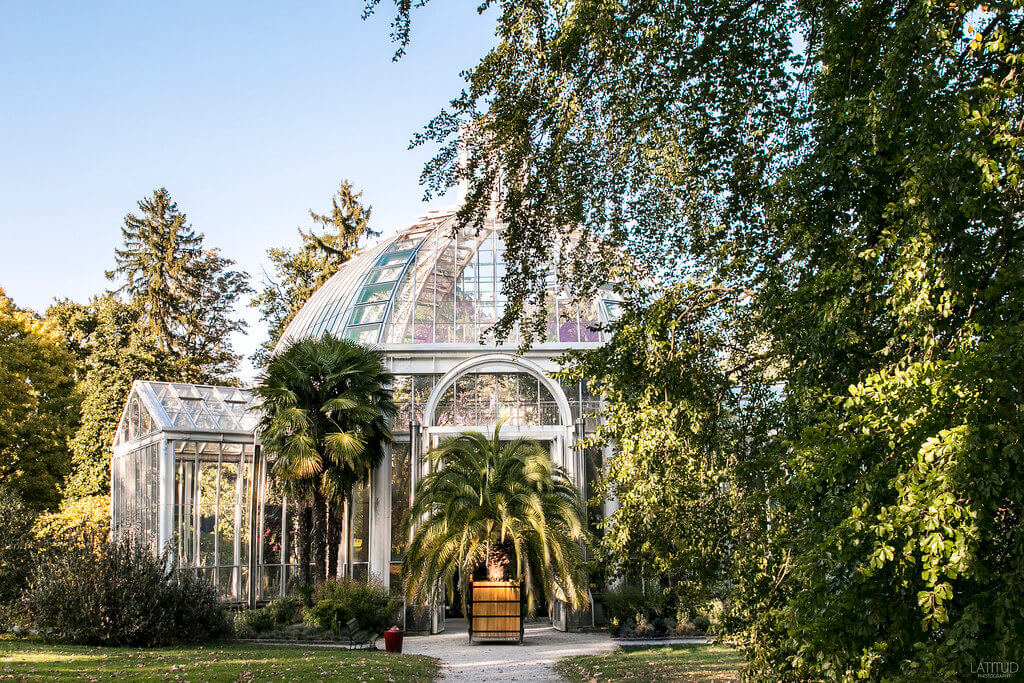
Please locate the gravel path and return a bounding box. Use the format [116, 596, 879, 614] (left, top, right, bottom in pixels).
[401, 618, 616, 682]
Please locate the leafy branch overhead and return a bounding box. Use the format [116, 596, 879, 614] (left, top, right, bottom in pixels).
[371, 0, 1024, 678]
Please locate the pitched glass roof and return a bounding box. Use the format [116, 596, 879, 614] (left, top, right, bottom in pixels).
[114, 380, 259, 446]
[276, 208, 622, 352]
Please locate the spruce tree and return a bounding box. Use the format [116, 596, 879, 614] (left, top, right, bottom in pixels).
[107, 188, 251, 382]
[252, 180, 378, 365]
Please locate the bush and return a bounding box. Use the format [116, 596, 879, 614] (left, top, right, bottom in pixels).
[306, 577, 399, 637]
[267, 596, 302, 625]
[31, 495, 110, 556]
[24, 534, 230, 646]
[236, 596, 302, 637]
[237, 607, 276, 636]
[0, 487, 37, 611]
[604, 584, 666, 627]
[696, 598, 728, 634]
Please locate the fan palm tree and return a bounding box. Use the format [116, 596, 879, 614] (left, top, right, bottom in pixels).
[402, 422, 588, 616]
[256, 334, 395, 584]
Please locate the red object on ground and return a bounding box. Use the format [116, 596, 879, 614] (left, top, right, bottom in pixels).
[384, 626, 404, 653]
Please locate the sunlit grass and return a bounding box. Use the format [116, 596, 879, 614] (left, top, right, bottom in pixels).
[0, 636, 438, 681]
[555, 643, 743, 682]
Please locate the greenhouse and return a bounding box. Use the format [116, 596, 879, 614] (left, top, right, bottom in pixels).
[110, 380, 298, 606]
[111, 207, 618, 627]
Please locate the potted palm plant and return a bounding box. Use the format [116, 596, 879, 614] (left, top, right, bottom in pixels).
[401, 421, 589, 643]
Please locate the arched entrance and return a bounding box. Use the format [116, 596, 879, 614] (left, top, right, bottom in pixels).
[408, 355, 580, 632]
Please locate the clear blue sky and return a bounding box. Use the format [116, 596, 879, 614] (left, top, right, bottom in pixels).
[0, 0, 494, 379]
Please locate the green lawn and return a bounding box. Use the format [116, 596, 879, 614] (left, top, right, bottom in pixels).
[555, 643, 744, 682]
[0, 637, 438, 681]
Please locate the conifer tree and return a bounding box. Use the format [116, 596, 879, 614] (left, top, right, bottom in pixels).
[106, 188, 251, 382]
[252, 180, 378, 365]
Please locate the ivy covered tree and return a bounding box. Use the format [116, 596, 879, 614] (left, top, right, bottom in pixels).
[251, 180, 378, 366]
[372, 0, 1024, 677]
[107, 187, 251, 382]
[0, 290, 80, 509]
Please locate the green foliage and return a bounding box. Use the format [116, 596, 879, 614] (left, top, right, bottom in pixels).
[31, 495, 110, 555]
[25, 534, 230, 646]
[559, 284, 776, 615]
[267, 595, 303, 625]
[251, 180, 378, 366]
[0, 290, 80, 509]
[106, 187, 251, 382]
[238, 606, 277, 635]
[256, 334, 395, 583]
[603, 584, 666, 627]
[237, 595, 304, 636]
[0, 487, 37, 610]
[50, 296, 173, 498]
[375, 0, 1024, 677]
[403, 423, 588, 615]
[305, 577, 399, 637]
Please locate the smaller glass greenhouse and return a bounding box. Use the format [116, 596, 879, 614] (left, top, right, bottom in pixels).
[110, 381, 298, 605]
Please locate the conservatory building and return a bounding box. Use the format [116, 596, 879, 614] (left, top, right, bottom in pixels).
[111, 207, 618, 631]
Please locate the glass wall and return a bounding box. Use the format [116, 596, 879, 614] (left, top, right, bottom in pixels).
[173, 440, 254, 601]
[390, 442, 412, 595]
[384, 224, 606, 346]
[111, 441, 159, 549]
[350, 481, 370, 581]
[392, 374, 440, 428]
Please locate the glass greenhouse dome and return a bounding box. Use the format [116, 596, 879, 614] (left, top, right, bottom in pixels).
[111, 207, 618, 627]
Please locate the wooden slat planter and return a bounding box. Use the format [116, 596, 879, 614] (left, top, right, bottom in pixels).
[467, 580, 524, 644]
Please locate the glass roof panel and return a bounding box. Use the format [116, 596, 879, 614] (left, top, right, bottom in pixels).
[119, 381, 261, 439]
[274, 208, 621, 350]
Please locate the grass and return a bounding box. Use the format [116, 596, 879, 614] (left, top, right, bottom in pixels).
[0, 636, 439, 682]
[555, 643, 744, 682]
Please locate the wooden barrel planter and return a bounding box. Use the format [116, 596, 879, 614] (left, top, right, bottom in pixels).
[467, 580, 524, 644]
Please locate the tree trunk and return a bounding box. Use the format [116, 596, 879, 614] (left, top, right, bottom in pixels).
[327, 500, 342, 579]
[297, 501, 312, 588]
[312, 488, 328, 583]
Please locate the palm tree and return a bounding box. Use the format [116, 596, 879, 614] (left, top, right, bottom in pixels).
[256, 334, 395, 584]
[402, 422, 589, 616]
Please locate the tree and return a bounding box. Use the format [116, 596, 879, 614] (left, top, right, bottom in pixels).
[0, 486, 37, 610]
[0, 289, 80, 509]
[255, 334, 395, 584]
[51, 296, 175, 499]
[402, 423, 588, 616]
[251, 181, 379, 366]
[371, 0, 1024, 677]
[558, 283, 777, 615]
[107, 187, 251, 382]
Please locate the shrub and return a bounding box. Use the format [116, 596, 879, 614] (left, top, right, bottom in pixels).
[604, 584, 666, 627]
[24, 534, 230, 646]
[267, 596, 302, 625]
[236, 596, 302, 637]
[237, 607, 276, 636]
[31, 495, 110, 556]
[306, 577, 399, 637]
[0, 487, 37, 611]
